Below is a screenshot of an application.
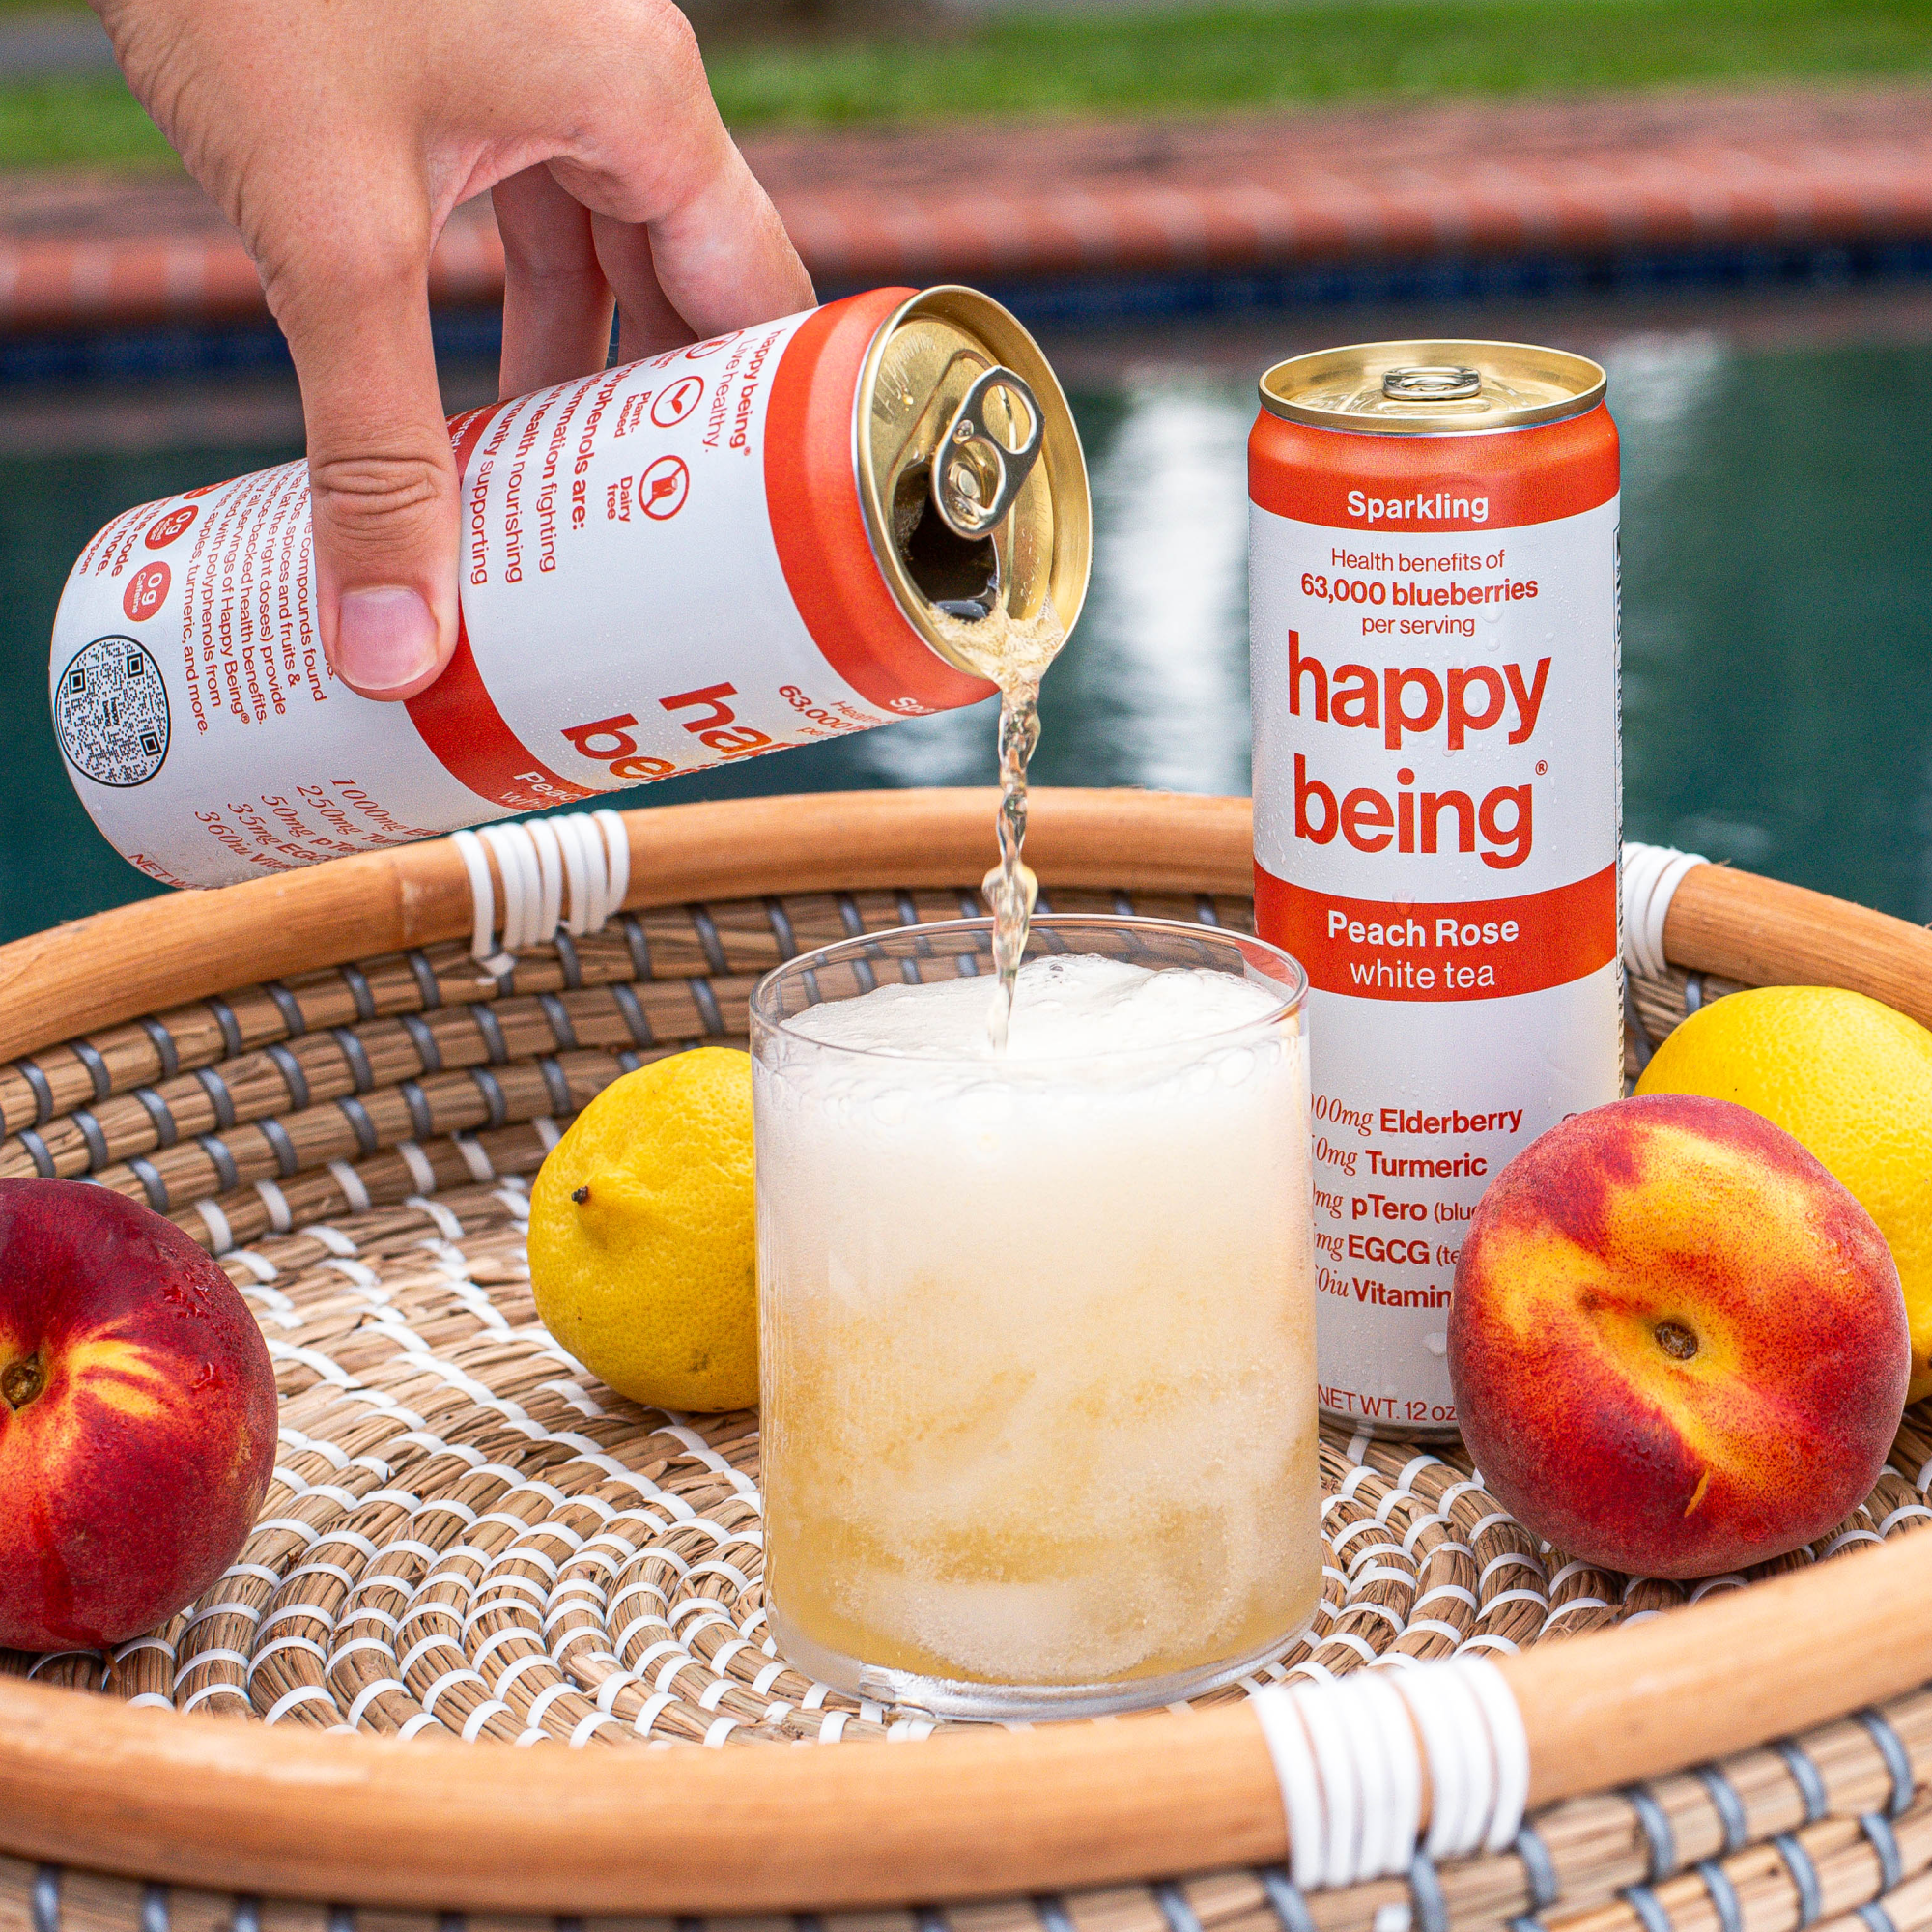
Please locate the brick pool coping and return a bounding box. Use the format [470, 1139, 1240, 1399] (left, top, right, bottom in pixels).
[0, 83, 1927, 334]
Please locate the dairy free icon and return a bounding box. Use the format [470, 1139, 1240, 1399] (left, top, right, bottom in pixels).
[639, 457, 690, 521]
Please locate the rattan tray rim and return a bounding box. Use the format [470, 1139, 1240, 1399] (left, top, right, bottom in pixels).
[2, 788, 1930, 1916]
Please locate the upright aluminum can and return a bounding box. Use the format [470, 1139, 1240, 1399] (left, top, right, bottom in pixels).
[50, 285, 1090, 889]
[1249, 341, 1620, 1439]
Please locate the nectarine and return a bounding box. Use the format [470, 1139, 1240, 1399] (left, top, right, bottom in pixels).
[0, 1179, 276, 1651]
[1449, 1094, 1908, 1578]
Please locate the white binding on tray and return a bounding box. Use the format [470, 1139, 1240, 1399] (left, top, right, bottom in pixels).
[453, 810, 631, 970]
[1621, 842, 1709, 980]
[450, 820, 1698, 980]
[1252, 1657, 1530, 1889]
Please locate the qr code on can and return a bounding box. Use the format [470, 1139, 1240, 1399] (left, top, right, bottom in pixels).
[55, 636, 170, 787]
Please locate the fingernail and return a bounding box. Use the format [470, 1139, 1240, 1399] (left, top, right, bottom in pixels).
[336, 586, 439, 693]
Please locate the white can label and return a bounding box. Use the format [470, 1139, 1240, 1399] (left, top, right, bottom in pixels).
[49, 296, 983, 889]
[1251, 494, 1622, 1431]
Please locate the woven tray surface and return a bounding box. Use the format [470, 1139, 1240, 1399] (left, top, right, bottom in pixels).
[4, 884, 1929, 1747]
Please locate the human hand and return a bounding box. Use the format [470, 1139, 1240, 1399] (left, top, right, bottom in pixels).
[92, 0, 813, 699]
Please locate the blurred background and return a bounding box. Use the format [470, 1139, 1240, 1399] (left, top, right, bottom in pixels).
[0, 0, 1927, 942]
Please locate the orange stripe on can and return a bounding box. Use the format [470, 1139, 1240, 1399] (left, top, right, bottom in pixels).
[1253, 861, 1617, 1003]
[405, 619, 598, 813]
[764, 290, 997, 719]
[1250, 403, 1618, 532]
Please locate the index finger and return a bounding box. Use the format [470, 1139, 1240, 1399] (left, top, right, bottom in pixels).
[631, 143, 814, 340]
[540, 14, 813, 339]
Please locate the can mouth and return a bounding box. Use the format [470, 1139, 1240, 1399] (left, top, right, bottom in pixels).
[892, 464, 1002, 621]
[854, 286, 1092, 671]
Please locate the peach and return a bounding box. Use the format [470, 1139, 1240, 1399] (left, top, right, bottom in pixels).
[1448, 1094, 1908, 1579]
[0, 1179, 276, 1651]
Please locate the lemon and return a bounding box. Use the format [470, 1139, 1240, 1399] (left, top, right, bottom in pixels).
[527, 1047, 756, 1413]
[1636, 985, 1932, 1398]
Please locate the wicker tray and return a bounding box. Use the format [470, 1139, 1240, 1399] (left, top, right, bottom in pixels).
[1, 788, 1929, 1932]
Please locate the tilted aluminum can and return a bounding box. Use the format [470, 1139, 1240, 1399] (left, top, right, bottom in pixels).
[1249, 339, 1621, 1438]
[50, 285, 1089, 888]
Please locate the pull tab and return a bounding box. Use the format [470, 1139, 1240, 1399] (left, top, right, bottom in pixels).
[1382, 364, 1482, 403]
[932, 366, 1045, 539]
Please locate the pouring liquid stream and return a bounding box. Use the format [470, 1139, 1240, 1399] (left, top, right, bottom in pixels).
[985, 680, 1042, 1050]
[927, 598, 1067, 1050]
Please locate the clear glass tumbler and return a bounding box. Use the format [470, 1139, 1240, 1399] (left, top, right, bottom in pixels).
[751, 914, 1318, 1719]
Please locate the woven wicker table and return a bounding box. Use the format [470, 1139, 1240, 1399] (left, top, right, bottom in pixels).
[1, 788, 1928, 1932]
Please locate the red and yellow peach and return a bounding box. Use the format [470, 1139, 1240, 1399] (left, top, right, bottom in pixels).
[0, 1179, 276, 1651]
[1449, 1094, 1908, 1578]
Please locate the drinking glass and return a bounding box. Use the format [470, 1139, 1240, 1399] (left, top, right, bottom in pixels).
[751, 914, 1318, 1719]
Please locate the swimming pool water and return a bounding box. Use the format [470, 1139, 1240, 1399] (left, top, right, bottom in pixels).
[2, 295, 1928, 945]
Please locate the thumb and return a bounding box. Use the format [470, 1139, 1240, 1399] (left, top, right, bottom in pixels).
[271, 238, 460, 701]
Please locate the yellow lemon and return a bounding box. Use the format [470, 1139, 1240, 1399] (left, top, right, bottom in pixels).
[527, 1047, 755, 1412]
[1636, 985, 1932, 1398]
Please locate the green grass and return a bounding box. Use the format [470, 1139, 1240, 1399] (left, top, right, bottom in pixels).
[705, 0, 1932, 124]
[0, 75, 172, 168]
[0, 0, 1927, 167]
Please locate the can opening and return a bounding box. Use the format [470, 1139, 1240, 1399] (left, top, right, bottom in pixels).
[856, 288, 1092, 659]
[893, 464, 1001, 622]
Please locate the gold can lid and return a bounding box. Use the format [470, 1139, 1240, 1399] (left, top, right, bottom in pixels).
[1259, 339, 1606, 435]
[857, 287, 1091, 685]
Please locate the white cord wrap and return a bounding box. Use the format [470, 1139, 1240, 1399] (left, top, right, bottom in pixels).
[453, 810, 631, 969]
[1621, 841, 1708, 980]
[1252, 1656, 1530, 1889]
